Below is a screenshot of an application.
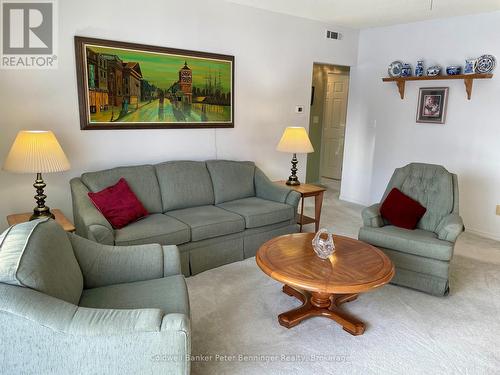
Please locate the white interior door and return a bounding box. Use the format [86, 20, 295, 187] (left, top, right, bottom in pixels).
[320, 72, 349, 180]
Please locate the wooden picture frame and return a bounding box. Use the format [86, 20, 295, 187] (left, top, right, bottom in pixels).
[416, 87, 449, 124]
[75, 36, 234, 130]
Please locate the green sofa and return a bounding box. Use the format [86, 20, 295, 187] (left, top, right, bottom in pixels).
[0, 218, 190, 374]
[71, 160, 301, 276]
[358, 163, 464, 296]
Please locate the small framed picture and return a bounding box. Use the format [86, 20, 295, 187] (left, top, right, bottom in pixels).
[416, 87, 449, 124]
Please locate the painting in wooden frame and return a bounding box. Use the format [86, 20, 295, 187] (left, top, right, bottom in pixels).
[416, 87, 449, 124]
[75, 36, 234, 130]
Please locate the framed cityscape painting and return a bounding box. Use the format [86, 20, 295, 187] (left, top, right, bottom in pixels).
[416, 87, 448, 124]
[75, 36, 234, 130]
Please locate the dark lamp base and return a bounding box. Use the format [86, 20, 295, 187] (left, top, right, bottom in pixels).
[285, 153, 301, 186]
[30, 208, 55, 221]
[29, 172, 55, 221]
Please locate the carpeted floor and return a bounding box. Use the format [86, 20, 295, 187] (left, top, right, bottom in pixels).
[186, 180, 500, 374]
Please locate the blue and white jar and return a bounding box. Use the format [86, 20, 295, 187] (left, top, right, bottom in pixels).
[401, 63, 412, 77]
[446, 66, 462, 75]
[415, 60, 424, 77]
[464, 58, 477, 74]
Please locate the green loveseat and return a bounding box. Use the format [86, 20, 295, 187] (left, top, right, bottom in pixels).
[71, 160, 301, 276]
[358, 163, 464, 296]
[0, 218, 190, 374]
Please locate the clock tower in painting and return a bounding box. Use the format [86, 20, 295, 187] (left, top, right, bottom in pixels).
[179, 61, 192, 104]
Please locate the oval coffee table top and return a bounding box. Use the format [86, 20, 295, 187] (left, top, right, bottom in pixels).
[256, 233, 394, 294]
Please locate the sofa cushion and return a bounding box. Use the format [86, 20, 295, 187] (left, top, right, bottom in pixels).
[358, 225, 453, 261]
[380, 188, 426, 230]
[79, 275, 189, 316]
[114, 214, 190, 246]
[88, 178, 149, 229]
[0, 219, 83, 304]
[206, 160, 255, 204]
[81, 165, 162, 214]
[382, 163, 453, 233]
[218, 197, 294, 228]
[167, 205, 245, 242]
[155, 161, 214, 212]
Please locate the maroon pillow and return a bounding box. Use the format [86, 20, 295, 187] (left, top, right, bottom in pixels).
[380, 188, 426, 230]
[88, 178, 148, 229]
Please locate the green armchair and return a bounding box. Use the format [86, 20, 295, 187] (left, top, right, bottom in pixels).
[358, 163, 464, 296]
[0, 218, 190, 374]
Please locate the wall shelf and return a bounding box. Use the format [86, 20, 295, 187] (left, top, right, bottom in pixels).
[382, 73, 493, 100]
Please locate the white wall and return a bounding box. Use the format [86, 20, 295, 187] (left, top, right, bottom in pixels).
[342, 11, 500, 239]
[0, 0, 359, 231]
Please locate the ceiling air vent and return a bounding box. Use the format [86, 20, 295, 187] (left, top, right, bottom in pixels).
[326, 30, 341, 40]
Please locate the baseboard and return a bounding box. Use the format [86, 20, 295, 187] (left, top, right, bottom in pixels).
[465, 227, 500, 242]
[338, 194, 369, 206]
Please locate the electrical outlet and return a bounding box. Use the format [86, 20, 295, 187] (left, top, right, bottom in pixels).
[496, 205, 500, 216]
[295, 105, 304, 114]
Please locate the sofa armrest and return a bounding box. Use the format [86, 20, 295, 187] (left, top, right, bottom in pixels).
[286, 190, 301, 209]
[70, 311, 189, 371]
[0, 283, 163, 335]
[160, 313, 190, 334]
[436, 213, 464, 243]
[73, 311, 190, 374]
[70, 306, 164, 335]
[0, 284, 190, 374]
[163, 245, 182, 277]
[70, 178, 114, 245]
[69, 233, 181, 288]
[362, 203, 384, 228]
[255, 167, 292, 203]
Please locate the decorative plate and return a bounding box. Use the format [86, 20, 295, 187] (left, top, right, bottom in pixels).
[475, 54, 496, 74]
[388, 61, 404, 77]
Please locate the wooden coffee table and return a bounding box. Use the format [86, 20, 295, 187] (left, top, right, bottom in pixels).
[256, 233, 394, 335]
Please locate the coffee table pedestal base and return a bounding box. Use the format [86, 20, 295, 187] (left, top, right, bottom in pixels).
[278, 285, 365, 336]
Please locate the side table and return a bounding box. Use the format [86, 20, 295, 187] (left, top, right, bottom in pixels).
[275, 181, 326, 232]
[6, 209, 76, 232]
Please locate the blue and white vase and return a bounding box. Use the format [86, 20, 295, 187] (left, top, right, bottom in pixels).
[401, 63, 412, 77]
[415, 60, 424, 77]
[464, 58, 477, 74]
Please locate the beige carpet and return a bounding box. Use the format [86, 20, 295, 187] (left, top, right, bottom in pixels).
[186, 179, 500, 374]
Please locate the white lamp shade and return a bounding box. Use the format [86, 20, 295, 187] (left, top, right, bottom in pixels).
[3, 131, 70, 174]
[276, 127, 314, 154]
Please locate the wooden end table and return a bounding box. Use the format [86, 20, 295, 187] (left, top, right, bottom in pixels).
[275, 181, 326, 232]
[256, 233, 394, 335]
[7, 209, 76, 232]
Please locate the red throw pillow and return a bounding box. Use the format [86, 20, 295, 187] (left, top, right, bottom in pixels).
[380, 188, 426, 230]
[88, 178, 148, 229]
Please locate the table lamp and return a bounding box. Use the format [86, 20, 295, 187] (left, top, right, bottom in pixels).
[276, 126, 314, 186]
[3, 130, 70, 220]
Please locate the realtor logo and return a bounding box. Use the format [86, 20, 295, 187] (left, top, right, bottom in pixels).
[1, 0, 57, 69]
